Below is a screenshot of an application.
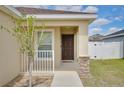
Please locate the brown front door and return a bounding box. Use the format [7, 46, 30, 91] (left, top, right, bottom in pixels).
[62, 35, 74, 60]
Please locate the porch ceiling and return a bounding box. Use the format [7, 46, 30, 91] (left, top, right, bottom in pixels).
[60, 26, 78, 34]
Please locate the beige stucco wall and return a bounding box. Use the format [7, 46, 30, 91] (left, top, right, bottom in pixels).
[78, 21, 89, 57]
[34, 20, 89, 57]
[0, 10, 20, 86]
[54, 27, 61, 67]
[34, 26, 79, 68]
[32, 20, 89, 67]
[0, 10, 89, 86]
[35, 20, 88, 27]
[54, 26, 79, 67]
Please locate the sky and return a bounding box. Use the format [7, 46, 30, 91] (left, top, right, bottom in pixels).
[15, 5, 124, 36]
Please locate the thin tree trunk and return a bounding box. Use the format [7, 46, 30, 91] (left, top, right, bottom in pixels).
[28, 55, 33, 87]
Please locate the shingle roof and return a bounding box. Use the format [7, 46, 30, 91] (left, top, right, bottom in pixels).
[15, 7, 94, 15]
[103, 29, 124, 39]
[107, 29, 124, 36]
[89, 34, 104, 42]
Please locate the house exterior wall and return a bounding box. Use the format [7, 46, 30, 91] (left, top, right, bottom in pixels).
[34, 20, 89, 56]
[32, 20, 89, 69]
[34, 27, 78, 68]
[0, 11, 90, 82]
[54, 27, 61, 67]
[77, 21, 89, 78]
[78, 22, 89, 57]
[0, 10, 20, 86]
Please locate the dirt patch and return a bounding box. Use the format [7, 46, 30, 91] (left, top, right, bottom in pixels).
[3, 75, 53, 87]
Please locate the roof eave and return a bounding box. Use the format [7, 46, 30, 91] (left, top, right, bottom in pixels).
[0, 5, 97, 22]
[103, 34, 124, 39]
[26, 14, 97, 22]
[0, 5, 22, 19]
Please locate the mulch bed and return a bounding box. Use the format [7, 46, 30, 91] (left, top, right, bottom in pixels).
[3, 75, 53, 87]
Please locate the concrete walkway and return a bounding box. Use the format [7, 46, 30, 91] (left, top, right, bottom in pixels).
[51, 71, 83, 87]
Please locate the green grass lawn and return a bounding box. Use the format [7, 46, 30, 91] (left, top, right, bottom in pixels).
[81, 59, 124, 87]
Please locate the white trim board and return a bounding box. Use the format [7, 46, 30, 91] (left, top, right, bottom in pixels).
[0, 5, 22, 18]
[26, 14, 97, 21]
[61, 60, 74, 63]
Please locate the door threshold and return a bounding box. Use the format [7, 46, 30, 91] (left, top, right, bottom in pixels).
[61, 60, 74, 63]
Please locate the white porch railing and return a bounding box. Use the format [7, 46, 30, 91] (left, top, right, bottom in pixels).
[21, 50, 54, 73]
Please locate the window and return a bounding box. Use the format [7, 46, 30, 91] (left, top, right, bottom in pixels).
[37, 32, 52, 50]
[37, 31, 53, 58]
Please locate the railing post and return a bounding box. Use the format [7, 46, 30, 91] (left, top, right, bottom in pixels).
[52, 50, 55, 73]
[21, 50, 54, 73]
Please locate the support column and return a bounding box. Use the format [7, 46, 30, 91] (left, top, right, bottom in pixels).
[78, 56, 89, 78]
[77, 22, 89, 78]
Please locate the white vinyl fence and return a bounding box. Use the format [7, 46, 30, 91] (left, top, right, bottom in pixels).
[88, 42, 124, 59]
[21, 50, 54, 73]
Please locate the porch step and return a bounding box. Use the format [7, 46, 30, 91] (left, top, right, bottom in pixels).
[51, 71, 83, 87]
[61, 62, 79, 67]
[56, 62, 80, 71]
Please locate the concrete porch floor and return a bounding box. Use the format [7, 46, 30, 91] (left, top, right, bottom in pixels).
[55, 61, 80, 71]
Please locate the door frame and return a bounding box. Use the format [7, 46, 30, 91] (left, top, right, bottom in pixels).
[61, 34, 74, 61]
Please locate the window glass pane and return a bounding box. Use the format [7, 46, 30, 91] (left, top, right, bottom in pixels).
[37, 32, 52, 50]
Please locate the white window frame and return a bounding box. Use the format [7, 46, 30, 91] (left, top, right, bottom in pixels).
[35, 28, 54, 52]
